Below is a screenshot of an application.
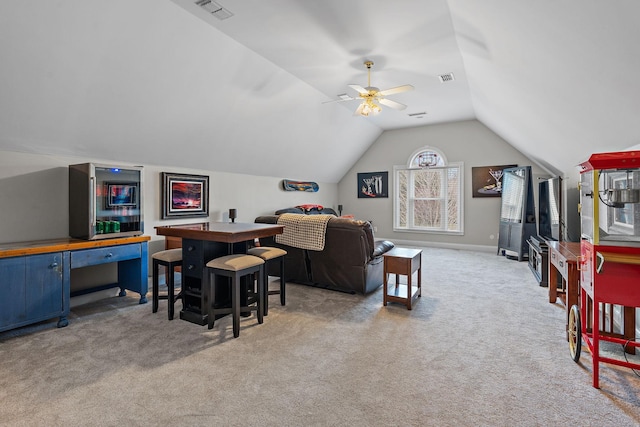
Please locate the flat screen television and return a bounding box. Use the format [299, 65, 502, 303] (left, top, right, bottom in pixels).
[538, 177, 562, 241]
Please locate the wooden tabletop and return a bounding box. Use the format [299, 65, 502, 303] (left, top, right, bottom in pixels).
[547, 240, 581, 259]
[0, 235, 151, 259]
[155, 222, 284, 244]
[384, 247, 423, 259]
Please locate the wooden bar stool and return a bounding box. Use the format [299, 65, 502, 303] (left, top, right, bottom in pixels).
[247, 246, 287, 315]
[205, 254, 264, 338]
[151, 248, 183, 320]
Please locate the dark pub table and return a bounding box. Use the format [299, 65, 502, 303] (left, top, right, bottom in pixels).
[155, 222, 284, 325]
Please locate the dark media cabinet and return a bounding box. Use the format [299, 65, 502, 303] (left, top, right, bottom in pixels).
[527, 235, 549, 287]
[526, 176, 565, 287]
[528, 235, 567, 295]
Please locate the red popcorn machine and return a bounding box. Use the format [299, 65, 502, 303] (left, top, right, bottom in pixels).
[570, 150, 640, 388]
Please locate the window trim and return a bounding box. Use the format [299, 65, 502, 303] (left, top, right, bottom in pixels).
[393, 162, 464, 235]
[407, 146, 447, 168]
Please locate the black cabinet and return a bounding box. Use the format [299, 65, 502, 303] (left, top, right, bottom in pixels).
[179, 239, 246, 325]
[497, 166, 537, 261]
[527, 236, 548, 287]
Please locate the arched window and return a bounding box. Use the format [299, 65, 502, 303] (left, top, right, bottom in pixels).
[394, 146, 464, 234]
[408, 146, 447, 168]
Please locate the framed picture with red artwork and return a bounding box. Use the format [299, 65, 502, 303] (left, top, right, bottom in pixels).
[161, 172, 209, 219]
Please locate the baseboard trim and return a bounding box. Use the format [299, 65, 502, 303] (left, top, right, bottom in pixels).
[377, 237, 496, 253]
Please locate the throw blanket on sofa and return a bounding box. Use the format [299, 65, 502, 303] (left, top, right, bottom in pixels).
[275, 213, 333, 251]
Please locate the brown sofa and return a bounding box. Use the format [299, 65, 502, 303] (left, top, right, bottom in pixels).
[254, 215, 395, 294]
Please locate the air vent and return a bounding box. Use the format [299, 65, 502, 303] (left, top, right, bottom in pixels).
[195, 0, 234, 20]
[438, 73, 455, 83]
[408, 112, 427, 118]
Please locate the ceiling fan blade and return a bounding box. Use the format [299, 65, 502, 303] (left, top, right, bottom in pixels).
[378, 84, 414, 96]
[348, 84, 369, 95]
[322, 97, 356, 104]
[353, 102, 366, 116]
[379, 98, 407, 110]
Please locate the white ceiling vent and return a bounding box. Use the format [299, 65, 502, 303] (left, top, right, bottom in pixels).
[438, 73, 455, 83]
[195, 0, 234, 20]
[408, 112, 427, 118]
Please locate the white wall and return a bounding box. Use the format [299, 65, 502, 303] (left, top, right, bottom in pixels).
[0, 149, 337, 287]
[337, 120, 549, 250]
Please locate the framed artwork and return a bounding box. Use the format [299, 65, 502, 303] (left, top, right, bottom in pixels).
[358, 171, 388, 198]
[161, 172, 209, 219]
[106, 182, 138, 208]
[471, 164, 517, 198]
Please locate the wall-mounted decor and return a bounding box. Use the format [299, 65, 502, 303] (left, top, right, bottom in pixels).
[282, 179, 319, 192]
[161, 172, 209, 219]
[358, 171, 388, 198]
[471, 164, 517, 198]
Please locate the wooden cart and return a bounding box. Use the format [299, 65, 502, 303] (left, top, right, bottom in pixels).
[569, 245, 640, 388]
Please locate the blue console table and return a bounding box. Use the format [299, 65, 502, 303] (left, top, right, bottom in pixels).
[0, 236, 149, 333]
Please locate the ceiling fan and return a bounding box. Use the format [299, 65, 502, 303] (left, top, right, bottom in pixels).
[327, 61, 414, 116]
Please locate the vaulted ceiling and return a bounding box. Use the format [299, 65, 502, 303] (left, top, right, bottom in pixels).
[1, 1, 639, 183]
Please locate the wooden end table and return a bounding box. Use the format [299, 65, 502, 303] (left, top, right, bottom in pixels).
[383, 248, 422, 310]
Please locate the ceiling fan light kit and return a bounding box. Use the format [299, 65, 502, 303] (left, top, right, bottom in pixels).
[326, 60, 414, 117]
[355, 98, 382, 116]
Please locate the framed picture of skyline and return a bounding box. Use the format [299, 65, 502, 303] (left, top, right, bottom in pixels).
[161, 172, 209, 219]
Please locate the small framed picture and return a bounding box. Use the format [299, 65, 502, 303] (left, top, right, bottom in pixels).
[106, 182, 138, 208]
[471, 164, 517, 198]
[358, 171, 388, 198]
[161, 172, 209, 219]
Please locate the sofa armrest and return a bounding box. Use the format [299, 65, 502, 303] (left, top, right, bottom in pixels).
[255, 215, 278, 224]
[275, 207, 305, 215]
[372, 240, 395, 258]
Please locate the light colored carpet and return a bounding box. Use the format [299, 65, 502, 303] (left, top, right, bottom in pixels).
[1, 247, 639, 426]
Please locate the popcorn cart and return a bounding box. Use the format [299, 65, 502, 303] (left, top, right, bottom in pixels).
[569, 151, 640, 388]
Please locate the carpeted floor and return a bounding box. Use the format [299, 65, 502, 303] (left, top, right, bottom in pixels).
[1, 247, 639, 426]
